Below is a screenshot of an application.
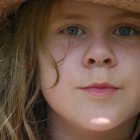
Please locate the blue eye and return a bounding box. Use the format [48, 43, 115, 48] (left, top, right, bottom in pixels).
[114, 26, 139, 37]
[62, 26, 85, 37]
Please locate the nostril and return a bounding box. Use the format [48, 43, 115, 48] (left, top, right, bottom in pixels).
[104, 58, 111, 64]
[88, 58, 95, 64]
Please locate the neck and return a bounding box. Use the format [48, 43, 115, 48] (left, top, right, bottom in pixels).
[47, 111, 138, 140]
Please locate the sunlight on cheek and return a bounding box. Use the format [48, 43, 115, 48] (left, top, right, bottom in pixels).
[90, 117, 111, 125]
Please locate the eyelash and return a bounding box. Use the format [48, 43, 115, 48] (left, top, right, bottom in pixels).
[58, 24, 140, 38]
[59, 25, 86, 37]
[113, 25, 140, 37]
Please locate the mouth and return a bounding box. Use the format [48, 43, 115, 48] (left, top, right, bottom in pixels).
[79, 82, 121, 97]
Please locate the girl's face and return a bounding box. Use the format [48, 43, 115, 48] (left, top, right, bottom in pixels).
[39, 0, 140, 131]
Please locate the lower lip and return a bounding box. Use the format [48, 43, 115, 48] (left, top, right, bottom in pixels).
[80, 87, 119, 97]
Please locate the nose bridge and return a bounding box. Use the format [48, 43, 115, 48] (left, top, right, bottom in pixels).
[90, 37, 112, 57]
[83, 36, 117, 68]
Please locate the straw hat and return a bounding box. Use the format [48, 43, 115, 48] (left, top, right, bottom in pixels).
[0, 0, 23, 17]
[0, 0, 140, 20]
[0, 0, 140, 18]
[77, 0, 140, 14]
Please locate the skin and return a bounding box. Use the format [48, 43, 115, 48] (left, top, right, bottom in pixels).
[38, 0, 140, 139]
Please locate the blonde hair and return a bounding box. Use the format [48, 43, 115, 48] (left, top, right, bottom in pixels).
[0, 0, 59, 139]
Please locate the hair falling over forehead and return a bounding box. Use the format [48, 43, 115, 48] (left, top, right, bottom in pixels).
[0, 0, 59, 139]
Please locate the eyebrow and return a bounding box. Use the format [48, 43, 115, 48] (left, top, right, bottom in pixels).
[52, 11, 140, 23]
[113, 11, 140, 20]
[54, 14, 88, 21]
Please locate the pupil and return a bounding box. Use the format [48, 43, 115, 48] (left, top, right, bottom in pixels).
[119, 27, 130, 36]
[68, 26, 78, 35]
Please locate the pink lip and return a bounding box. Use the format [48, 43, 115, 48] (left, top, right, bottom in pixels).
[79, 83, 120, 97]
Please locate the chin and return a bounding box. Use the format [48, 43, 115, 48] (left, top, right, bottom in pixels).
[78, 115, 122, 131]
[88, 121, 117, 131]
[89, 123, 117, 131]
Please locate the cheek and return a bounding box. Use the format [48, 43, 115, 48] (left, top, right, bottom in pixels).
[39, 68, 75, 121]
[46, 37, 70, 62]
[118, 48, 140, 111]
[38, 50, 77, 112]
[38, 52, 58, 88]
[38, 50, 76, 111]
[117, 44, 140, 77]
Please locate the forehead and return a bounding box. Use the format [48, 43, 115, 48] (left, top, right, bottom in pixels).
[52, 0, 121, 15]
[49, 0, 140, 22]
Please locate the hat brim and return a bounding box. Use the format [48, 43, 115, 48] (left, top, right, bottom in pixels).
[0, 0, 22, 17]
[1, 0, 140, 17]
[77, 0, 140, 14]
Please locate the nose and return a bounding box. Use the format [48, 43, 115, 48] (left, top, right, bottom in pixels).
[83, 40, 117, 68]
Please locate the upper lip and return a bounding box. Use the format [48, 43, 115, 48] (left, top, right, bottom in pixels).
[80, 82, 120, 89]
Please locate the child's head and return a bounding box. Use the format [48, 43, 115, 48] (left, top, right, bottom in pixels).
[38, 0, 140, 138]
[1, 0, 140, 139]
